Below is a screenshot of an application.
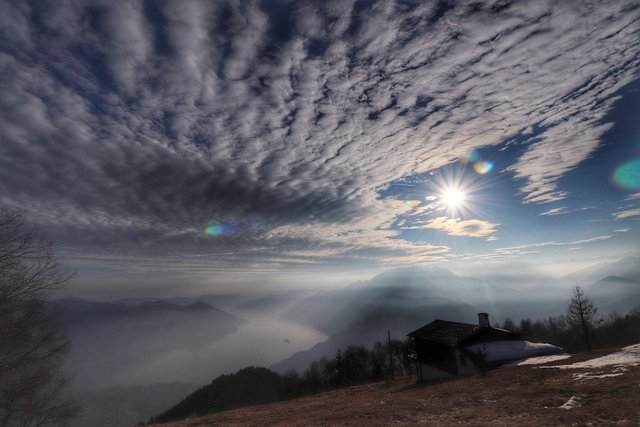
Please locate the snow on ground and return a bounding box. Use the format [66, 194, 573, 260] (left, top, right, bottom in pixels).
[560, 396, 581, 410]
[465, 340, 563, 363]
[544, 344, 640, 370]
[507, 354, 571, 366]
[571, 365, 629, 381]
[540, 344, 640, 380]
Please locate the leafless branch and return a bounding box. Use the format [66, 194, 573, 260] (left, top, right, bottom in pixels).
[0, 207, 78, 426]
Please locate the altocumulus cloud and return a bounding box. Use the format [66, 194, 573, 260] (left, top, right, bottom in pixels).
[0, 0, 638, 269]
[425, 217, 498, 239]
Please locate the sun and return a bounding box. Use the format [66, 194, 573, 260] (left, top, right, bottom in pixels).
[428, 167, 480, 216]
[441, 187, 467, 208]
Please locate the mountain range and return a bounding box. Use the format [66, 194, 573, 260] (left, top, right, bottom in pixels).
[53, 256, 639, 426]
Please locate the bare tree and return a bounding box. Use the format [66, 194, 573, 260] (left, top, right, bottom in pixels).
[0, 207, 78, 426]
[567, 285, 599, 352]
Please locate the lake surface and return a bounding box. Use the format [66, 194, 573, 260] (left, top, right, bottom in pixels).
[93, 317, 327, 388]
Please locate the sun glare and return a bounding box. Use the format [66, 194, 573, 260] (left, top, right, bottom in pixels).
[441, 187, 467, 208]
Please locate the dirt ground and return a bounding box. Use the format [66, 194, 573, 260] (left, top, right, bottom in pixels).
[151, 347, 640, 426]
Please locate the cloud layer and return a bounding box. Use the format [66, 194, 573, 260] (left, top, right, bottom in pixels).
[0, 0, 638, 270]
[425, 217, 498, 239]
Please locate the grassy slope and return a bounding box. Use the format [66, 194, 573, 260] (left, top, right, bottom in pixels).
[150, 347, 640, 426]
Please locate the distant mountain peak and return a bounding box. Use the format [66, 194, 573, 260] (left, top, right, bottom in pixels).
[138, 300, 181, 311]
[185, 301, 214, 311]
[351, 265, 458, 289]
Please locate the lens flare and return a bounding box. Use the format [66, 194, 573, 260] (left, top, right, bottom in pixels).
[613, 160, 640, 189]
[473, 161, 494, 175]
[204, 221, 235, 236]
[466, 149, 480, 162]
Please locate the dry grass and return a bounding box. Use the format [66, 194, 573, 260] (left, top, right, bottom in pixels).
[151, 347, 640, 426]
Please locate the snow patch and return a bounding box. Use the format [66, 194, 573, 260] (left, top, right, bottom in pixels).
[572, 371, 623, 380]
[560, 396, 580, 409]
[508, 354, 571, 366]
[541, 344, 640, 381]
[572, 365, 629, 380]
[464, 340, 563, 363]
[544, 344, 640, 370]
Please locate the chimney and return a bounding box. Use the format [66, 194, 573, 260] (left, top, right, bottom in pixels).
[478, 312, 490, 328]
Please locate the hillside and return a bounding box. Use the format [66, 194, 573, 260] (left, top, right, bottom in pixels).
[150, 345, 640, 426]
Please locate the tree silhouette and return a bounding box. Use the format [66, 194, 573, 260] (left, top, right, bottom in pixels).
[0, 208, 78, 426]
[567, 285, 599, 352]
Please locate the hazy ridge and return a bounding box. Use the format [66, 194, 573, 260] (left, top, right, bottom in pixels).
[54, 257, 639, 426]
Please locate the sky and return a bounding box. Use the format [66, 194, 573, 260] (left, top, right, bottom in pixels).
[0, 0, 639, 298]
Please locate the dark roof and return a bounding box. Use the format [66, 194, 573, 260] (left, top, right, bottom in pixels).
[407, 319, 521, 347]
[407, 320, 480, 346]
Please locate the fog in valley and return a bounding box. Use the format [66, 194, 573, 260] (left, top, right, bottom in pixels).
[59, 298, 328, 426]
[58, 301, 327, 391]
[56, 257, 639, 426]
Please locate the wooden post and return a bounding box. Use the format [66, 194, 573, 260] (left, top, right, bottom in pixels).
[388, 330, 394, 380]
